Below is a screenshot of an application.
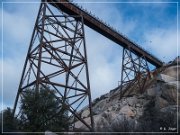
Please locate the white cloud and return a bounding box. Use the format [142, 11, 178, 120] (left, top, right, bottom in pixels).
[0, 3, 37, 110]
[84, 27, 122, 99]
[1, 1, 178, 111]
[2, 10, 32, 45]
[144, 28, 179, 62]
[78, 2, 137, 35]
[1, 57, 24, 110]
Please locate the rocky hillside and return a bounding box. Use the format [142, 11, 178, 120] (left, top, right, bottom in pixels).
[75, 57, 179, 133]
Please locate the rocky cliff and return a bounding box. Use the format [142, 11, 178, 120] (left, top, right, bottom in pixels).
[75, 57, 179, 133]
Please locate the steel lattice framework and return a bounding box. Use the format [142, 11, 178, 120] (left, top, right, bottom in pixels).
[46, 0, 163, 101]
[120, 47, 150, 97]
[13, 2, 94, 131]
[13, 0, 164, 132]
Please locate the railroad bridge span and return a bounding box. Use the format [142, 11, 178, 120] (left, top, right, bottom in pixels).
[13, 0, 163, 132]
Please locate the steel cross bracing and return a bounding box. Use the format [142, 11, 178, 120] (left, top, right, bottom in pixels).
[13, 2, 94, 131]
[13, 0, 163, 132]
[47, 0, 163, 99]
[47, 0, 163, 68]
[120, 47, 150, 98]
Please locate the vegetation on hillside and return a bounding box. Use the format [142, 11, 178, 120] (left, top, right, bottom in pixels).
[1, 86, 69, 132]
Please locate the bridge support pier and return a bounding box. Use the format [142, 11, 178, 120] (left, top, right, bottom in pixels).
[120, 47, 150, 98]
[13, 2, 94, 132]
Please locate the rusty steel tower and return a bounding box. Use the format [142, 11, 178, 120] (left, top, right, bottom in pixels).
[13, 0, 164, 132]
[120, 47, 150, 97]
[13, 2, 94, 131]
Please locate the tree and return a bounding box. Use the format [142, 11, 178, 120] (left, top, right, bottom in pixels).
[18, 86, 69, 132]
[0, 107, 18, 132]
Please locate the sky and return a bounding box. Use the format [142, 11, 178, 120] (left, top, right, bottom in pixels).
[0, 0, 179, 111]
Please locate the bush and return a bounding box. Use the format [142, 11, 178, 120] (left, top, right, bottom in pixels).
[0, 107, 18, 132]
[18, 86, 69, 132]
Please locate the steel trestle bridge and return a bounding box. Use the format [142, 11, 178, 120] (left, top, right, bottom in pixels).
[13, 0, 163, 132]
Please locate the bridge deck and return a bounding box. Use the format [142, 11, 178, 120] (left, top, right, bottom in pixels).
[48, 0, 163, 67]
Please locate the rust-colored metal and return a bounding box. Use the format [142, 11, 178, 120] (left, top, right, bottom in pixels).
[120, 47, 150, 98]
[13, 2, 94, 131]
[47, 0, 163, 68]
[46, 0, 162, 97]
[13, 0, 163, 132]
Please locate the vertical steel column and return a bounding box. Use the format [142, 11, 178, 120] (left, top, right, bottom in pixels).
[13, 3, 44, 116]
[120, 47, 150, 98]
[81, 16, 94, 131]
[120, 47, 125, 98]
[13, 2, 94, 132]
[35, 3, 46, 95]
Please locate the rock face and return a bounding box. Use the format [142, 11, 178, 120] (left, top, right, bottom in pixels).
[75, 58, 179, 132]
[157, 74, 176, 82]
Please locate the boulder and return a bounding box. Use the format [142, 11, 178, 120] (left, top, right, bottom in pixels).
[125, 96, 137, 106]
[156, 74, 176, 82]
[135, 106, 143, 117]
[101, 110, 117, 122]
[119, 105, 136, 117]
[74, 117, 91, 131]
[146, 88, 156, 97]
[73, 62, 179, 132]
[95, 116, 111, 132]
[155, 97, 169, 109]
[81, 109, 90, 118]
[161, 85, 177, 103]
[166, 81, 180, 90]
[163, 65, 180, 79]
